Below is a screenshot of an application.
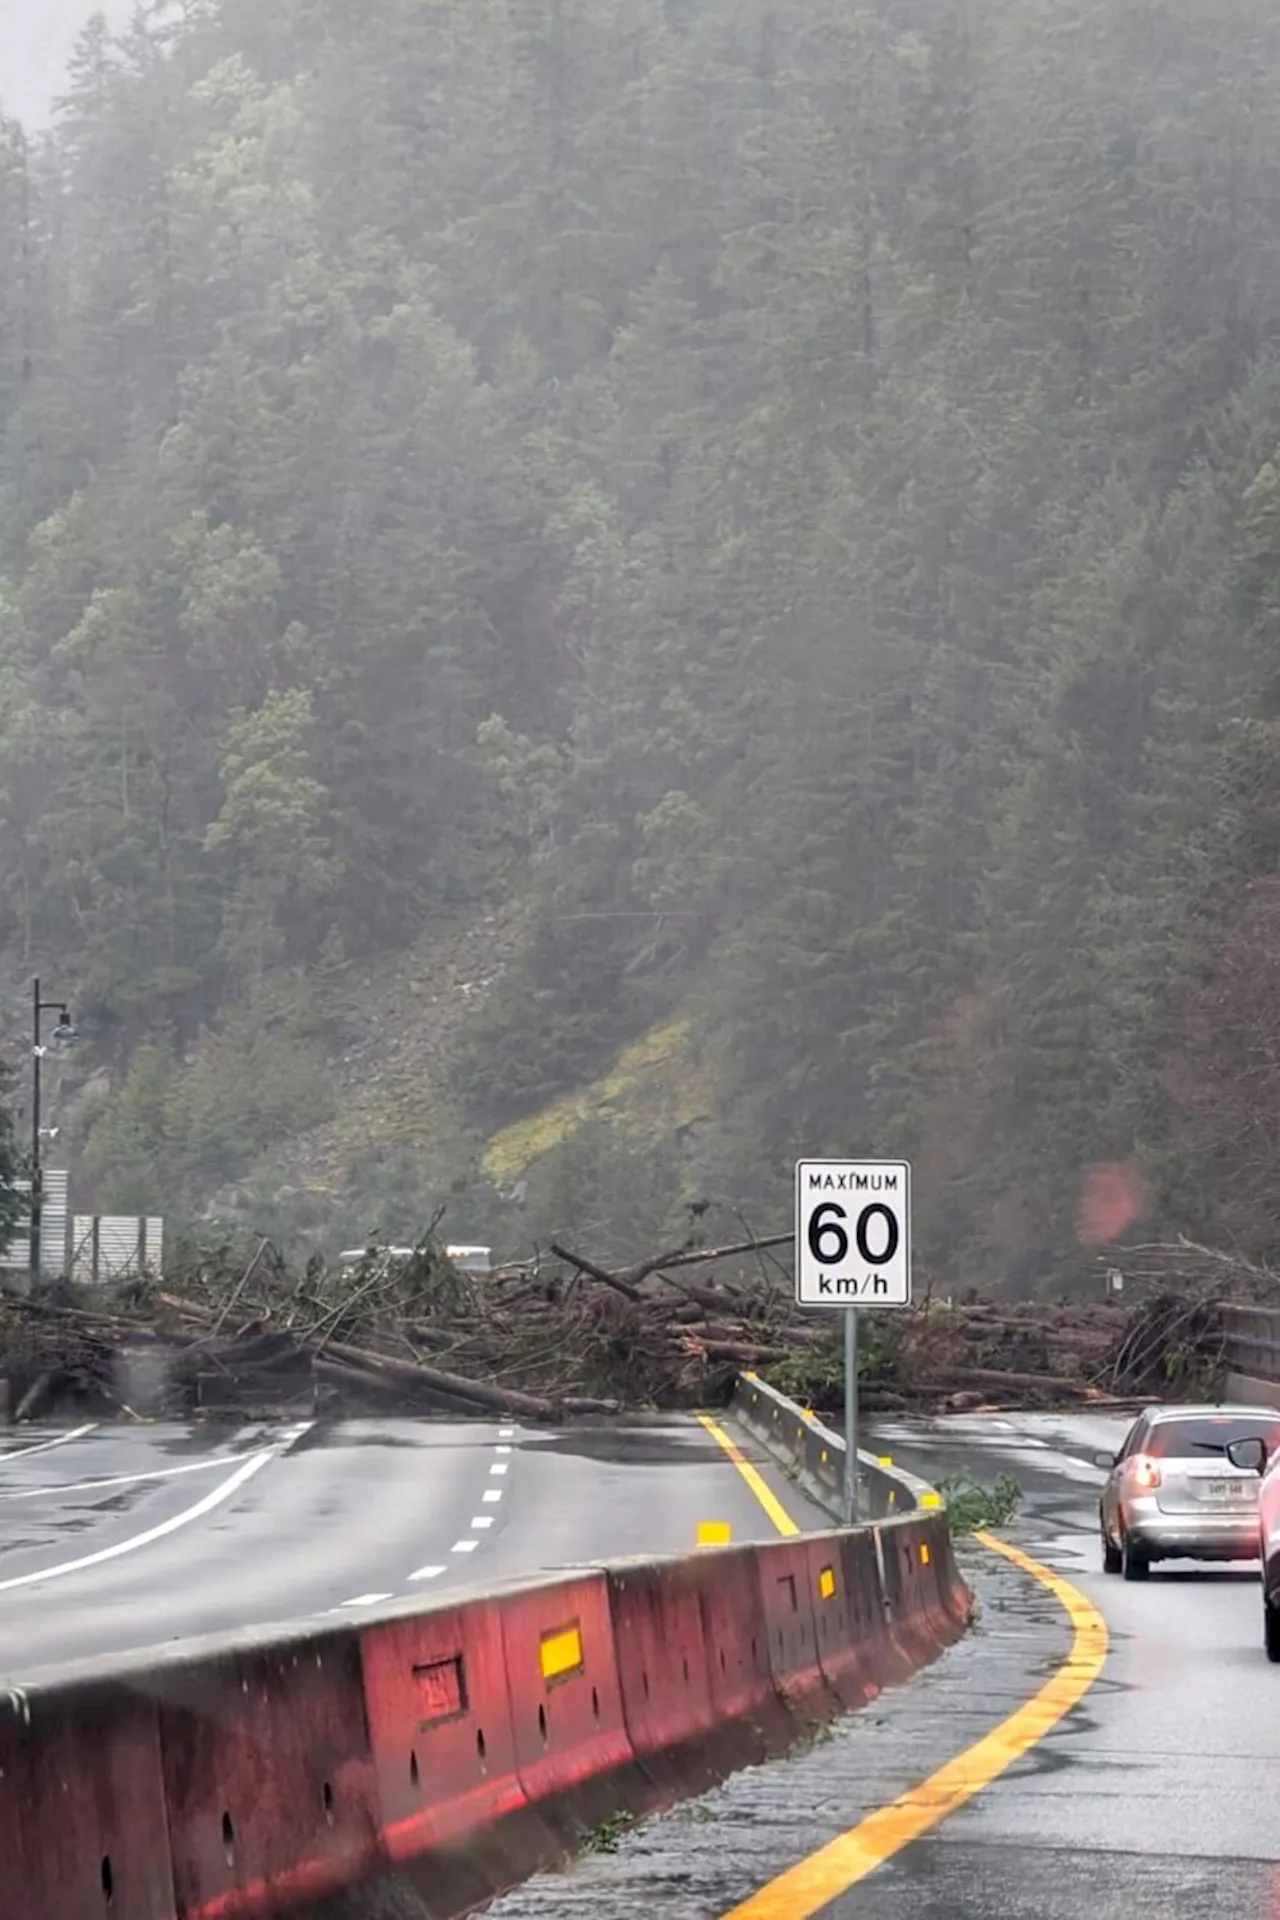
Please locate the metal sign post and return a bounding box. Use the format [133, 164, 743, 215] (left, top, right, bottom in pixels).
[843, 1305, 859, 1526]
[795, 1159, 912, 1525]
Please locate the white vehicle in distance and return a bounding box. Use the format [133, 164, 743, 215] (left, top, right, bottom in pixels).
[1095, 1403, 1280, 1581]
[337, 1245, 492, 1276]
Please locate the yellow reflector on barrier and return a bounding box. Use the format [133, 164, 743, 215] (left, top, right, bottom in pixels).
[819, 1566, 837, 1600]
[921, 1492, 942, 1509]
[540, 1624, 584, 1683]
[821, 1449, 829, 1465]
[888, 1490, 896, 1507]
[697, 1520, 733, 1547]
[920, 1544, 931, 1565]
[878, 1455, 893, 1467]
[802, 1406, 814, 1419]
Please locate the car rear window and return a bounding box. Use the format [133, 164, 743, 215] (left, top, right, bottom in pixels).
[1148, 1416, 1280, 1459]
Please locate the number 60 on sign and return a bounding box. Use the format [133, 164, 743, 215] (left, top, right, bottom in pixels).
[794, 1160, 911, 1308]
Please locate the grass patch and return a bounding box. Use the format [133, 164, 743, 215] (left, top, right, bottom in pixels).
[581, 1811, 639, 1854]
[935, 1471, 1023, 1534]
[482, 1015, 713, 1185]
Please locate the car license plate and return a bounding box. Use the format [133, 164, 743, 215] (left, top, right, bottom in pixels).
[1204, 1478, 1253, 1502]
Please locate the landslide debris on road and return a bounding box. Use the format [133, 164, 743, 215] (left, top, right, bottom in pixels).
[0, 1229, 1235, 1426]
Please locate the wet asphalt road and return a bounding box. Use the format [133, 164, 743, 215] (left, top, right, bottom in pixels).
[485, 1409, 1280, 1920]
[0, 1413, 831, 1679]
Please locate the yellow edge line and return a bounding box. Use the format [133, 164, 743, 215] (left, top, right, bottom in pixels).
[696, 1413, 800, 1537]
[717, 1528, 1110, 1919]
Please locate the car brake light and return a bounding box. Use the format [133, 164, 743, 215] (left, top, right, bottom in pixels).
[1131, 1453, 1162, 1490]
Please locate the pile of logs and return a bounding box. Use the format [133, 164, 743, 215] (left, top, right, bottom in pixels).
[0, 1229, 1235, 1425]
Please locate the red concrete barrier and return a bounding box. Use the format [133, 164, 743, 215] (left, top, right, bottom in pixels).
[0, 1676, 174, 1920]
[810, 1529, 885, 1707]
[495, 1570, 637, 1833]
[877, 1515, 967, 1668]
[606, 1554, 719, 1765]
[360, 1594, 525, 1864]
[605, 1547, 789, 1794]
[159, 1628, 380, 1920]
[754, 1537, 826, 1709]
[691, 1541, 787, 1745]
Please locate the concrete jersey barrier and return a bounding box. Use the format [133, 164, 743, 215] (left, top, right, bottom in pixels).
[731, 1368, 941, 1520]
[1, 1418, 970, 1920]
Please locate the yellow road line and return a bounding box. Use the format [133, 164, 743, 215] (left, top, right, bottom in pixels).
[717, 1529, 1109, 1919]
[696, 1413, 800, 1537]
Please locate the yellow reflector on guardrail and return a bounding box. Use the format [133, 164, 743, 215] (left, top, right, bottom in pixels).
[540, 1624, 584, 1683]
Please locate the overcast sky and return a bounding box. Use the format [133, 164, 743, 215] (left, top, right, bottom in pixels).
[2, 1, 132, 128]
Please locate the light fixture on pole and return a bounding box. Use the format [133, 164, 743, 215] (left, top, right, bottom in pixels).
[30, 978, 76, 1281]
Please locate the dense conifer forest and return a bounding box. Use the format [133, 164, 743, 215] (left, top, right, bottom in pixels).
[3, 0, 1280, 1286]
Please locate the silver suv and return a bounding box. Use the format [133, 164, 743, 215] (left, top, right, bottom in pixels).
[1096, 1404, 1280, 1581]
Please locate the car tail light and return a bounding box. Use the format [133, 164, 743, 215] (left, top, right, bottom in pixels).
[1130, 1453, 1162, 1491]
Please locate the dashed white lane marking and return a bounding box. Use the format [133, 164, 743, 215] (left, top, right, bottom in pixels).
[409, 1564, 445, 1582]
[495, 1444, 513, 1455]
[0, 1424, 312, 1594]
[498, 1427, 515, 1439]
[490, 1462, 509, 1476]
[0, 1455, 261, 1502]
[470, 1515, 495, 1529]
[342, 1592, 393, 1608]
[453, 1539, 479, 1553]
[482, 1488, 503, 1502]
[0, 1422, 97, 1464]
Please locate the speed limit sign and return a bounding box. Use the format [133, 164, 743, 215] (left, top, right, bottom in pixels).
[794, 1160, 911, 1308]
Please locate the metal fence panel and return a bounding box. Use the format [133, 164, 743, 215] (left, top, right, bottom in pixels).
[70, 1215, 164, 1286]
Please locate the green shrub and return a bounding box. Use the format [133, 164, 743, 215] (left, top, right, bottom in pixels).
[935, 1470, 1023, 1534]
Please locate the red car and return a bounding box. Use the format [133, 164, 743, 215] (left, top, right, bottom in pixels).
[1226, 1424, 1280, 1660]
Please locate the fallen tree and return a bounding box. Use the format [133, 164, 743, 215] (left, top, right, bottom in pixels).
[0, 1228, 1236, 1423]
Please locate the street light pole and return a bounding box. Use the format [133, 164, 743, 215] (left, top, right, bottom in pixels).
[30, 975, 41, 1282]
[29, 978, 75, 1284]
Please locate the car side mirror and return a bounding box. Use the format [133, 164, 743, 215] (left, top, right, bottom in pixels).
[1227, 1436, 1269, 1475]
[1093, 1451, 1118, 1469]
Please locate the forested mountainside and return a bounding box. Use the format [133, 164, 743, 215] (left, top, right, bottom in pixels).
[3, 0, 1280, 1285]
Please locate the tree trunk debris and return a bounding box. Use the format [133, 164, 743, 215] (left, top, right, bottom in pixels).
[0, 1229, 1243, 1425]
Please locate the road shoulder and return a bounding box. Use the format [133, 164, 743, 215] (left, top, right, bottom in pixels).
[480, 1536, 1076, 1919]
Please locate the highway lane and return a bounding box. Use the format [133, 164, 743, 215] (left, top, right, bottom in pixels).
[0, 1412, 829, 1677]
[485, 1407, 1280, 1920]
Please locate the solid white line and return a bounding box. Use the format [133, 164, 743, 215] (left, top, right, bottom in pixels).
[470, 1515, 495, 1529]
[409, 1564, 445, 1582]
[0, 1422, 97, 1464]
[490, 1462, 508, 1476]
[481, 1488, 503, 1502]
[0, 1455, 254, 1503]
[341, 1592, 392, 1608]
[0, 1446, 278, 1593]
[452, 1539, 479, 1553]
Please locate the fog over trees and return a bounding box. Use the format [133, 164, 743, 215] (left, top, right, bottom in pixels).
[2, 0, 1280, 1286]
